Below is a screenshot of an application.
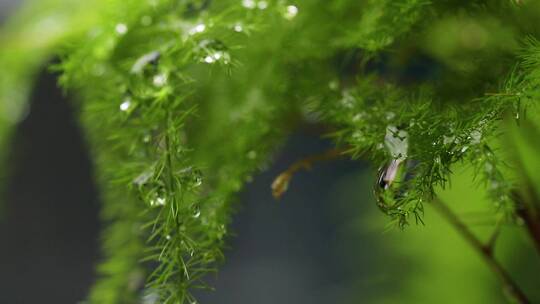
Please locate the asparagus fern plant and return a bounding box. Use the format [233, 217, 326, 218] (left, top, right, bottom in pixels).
[1, 0, 540, 303]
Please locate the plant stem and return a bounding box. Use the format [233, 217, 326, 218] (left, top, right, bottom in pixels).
[516, 206, 540, 256]
[271, 148, 346, 199]
[431, 197, 530, 304]
[512, 189, 540, 256]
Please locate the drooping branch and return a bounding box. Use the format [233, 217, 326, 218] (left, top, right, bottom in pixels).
[512, 189, 540, 256]
[431, 197, 530, 304]
[271, 148, 347, 199]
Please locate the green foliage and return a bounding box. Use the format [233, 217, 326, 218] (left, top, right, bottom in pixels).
[2, 0, 540, 303]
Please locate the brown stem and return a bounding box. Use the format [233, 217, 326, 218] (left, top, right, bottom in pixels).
[512, 189, 540, 256]
[431, 197, 530, 304]
[516, 206, 540, 256]
[271, 148, 347, 199]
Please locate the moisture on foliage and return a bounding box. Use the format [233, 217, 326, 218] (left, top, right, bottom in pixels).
[1, 0, 540, 303]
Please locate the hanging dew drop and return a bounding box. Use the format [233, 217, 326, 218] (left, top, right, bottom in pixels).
[120, 98, 131, 112]
[203, 55, 215, 63]
[188, 23, 206, 35]
[153, 73, 167, 87]
[377, 159, 403, 191]
[193, 208, 201, 218]
[197, 39, 231, 64]
[150, 197, 166, 207]
[374, 126, 415, 214]
[374, 159, 417, 215]
[193, 175, 203, 187]
[233, 23, 244, 32]
[242, 0, 256, 9]
[284, 5, 299, 19]
[190, 169, 203, 187]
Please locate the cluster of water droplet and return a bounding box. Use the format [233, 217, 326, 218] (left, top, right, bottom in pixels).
[178, 166, 204, 189]
[384, 125, 409, 160]
[196, 39, 231, 65]
[242, 0, 269, 10]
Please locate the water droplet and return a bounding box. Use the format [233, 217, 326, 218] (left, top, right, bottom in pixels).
[340, 91, 355, 109]
[153, 73, 167, 87]
[197, 40, 231, 65]
[384, 125, 408, 160]
[233, 23, 244, 32]
[131, 51, 160, 74]
[461, 146, 469, 153]
[257, 1, 268, 9]
[203, 55, 215, 63]
[485, 162, 494, 173]
[120, 98, 131, 112]
[188, 23, 206, 35]
[166, 234, 171, 240]
[377, 159, 403, 190]
[374, 159, 418, 215]
[443, 135, 455, 145]
[150, 197, 166, 206]
[470, 129, 482, 144]
[193, 209, 201, 218]
[191, 169, 203, 187]
[203, 51, 230, 64]
[133, 169, 153, 186]
[242, 0, 256, 9]
[115, 23, 128, 35]
[284, 5, 298, 19]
